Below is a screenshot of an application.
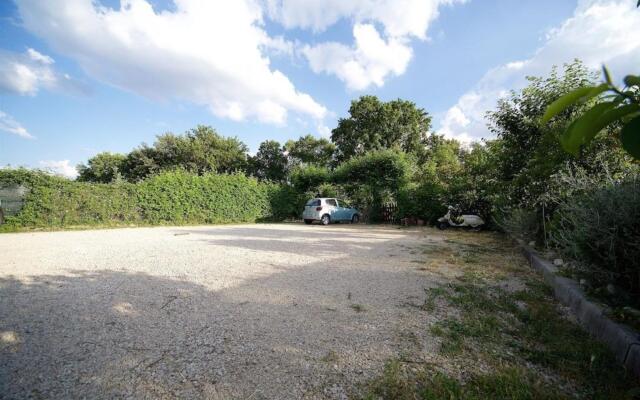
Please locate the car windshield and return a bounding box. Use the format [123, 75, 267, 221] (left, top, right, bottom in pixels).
[305, 199, 320, 207]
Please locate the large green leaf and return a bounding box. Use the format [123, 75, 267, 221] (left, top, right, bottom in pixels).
[542, 84, 608, 123]
[621, 116, 640, 160]
[560, 102, 616, 155]
[598, 103, 640, 126]
[624, 75, 640, 87]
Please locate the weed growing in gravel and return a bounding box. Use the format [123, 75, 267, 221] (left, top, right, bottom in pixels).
[362, 231, 638, 399]
[350, 304, 366, 312]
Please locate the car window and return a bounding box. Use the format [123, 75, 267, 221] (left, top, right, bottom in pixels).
[339, 200, 350, 208]
[325, 199, 337, 207]
[305, 199, 320, 206]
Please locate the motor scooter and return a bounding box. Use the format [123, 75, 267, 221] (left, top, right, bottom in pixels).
[437, 205, 485, 230]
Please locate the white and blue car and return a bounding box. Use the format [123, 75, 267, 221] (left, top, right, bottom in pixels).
[302, 198, 360, 225]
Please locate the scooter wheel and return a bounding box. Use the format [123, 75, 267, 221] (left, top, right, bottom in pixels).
[437, 221, 448, 230]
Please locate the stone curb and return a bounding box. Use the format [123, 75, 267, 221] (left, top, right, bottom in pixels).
[519, 245, 640, 377]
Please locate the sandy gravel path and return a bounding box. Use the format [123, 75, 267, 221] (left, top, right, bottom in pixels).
[1, 224, 449, 399]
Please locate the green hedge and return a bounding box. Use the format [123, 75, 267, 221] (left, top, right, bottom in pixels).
[0, 169, 298, 231]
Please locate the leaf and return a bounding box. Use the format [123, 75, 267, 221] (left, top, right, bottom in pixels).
[603, 65, 613, 85]
[598, 103, 640, 126]
[560, 102, 616, 155]
[624, 75, 640, 87]
[563, 104, 640, 155]
[542, 85, 607, 123]
[621, 116, 640, 160]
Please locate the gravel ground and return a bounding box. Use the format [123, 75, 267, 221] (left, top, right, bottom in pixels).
[1, 224, 453, 399]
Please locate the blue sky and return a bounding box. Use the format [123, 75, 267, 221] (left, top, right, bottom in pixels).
[1, 0, 639, 178]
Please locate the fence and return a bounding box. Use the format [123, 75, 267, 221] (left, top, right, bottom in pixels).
[0, 185, 28, 220]
[381, 202, 398, 224]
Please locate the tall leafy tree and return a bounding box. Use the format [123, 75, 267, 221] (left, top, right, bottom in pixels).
[284, 134, 335, 167]
[248, 140, 289, 182]
[485, 60, 630, 207]
[331, 96, 431, 161]
[77, 152, 127, 183]
[121, 125, 248, 182]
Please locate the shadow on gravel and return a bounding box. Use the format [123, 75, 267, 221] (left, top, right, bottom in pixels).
[0, 230, 432, 399]
[175, 225, 413, 257]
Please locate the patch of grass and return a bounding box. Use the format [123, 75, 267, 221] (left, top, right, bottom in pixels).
[432, 275, 634, 397]
[364, 235, 638, 399]
[363, 362, 562, 400]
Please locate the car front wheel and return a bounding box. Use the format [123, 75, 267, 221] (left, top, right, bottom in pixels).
[321, 214, 331, 225]
[351, 214, 359, 224]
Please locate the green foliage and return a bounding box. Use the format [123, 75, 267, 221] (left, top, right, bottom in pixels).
[77, 152, 127, 183]
[549, 172, 640, 298]
[542, 67, 640, 159]
[621, 115, 640, 159]
[284, 134, 335, 167]
[487, 60, 603, 208]
[248, 140, 288, 182]
[136, 170, 271, 224]
[0, 169, 140, 230]
[0, 169, 294, 231]
[289, 165, 331, 193]
[114, 125, 248, 182]
[333, 149, 410, 192]
[331, 96, 431, 161]
[333, 149, 411, 221]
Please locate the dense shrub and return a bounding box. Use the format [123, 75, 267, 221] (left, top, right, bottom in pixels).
[289, 165, 331, 193]
[136, 171, 273, 224]
[333, 149, 411, 221]
[397, 182, 444, 223]
[0, 169, 140, 230]
[549, 174, 640, 297]
[0, 169, 296, 231]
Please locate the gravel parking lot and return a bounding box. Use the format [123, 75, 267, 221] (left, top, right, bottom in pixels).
[0, 223, 454, 399]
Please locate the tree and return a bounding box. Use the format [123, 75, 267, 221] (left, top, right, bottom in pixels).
[289, 165, 331, 193]
[331, 96, 431, 161]
[122, 146, 160, 182]
[120, 125, 249, 182]
[333, 149, 411, 221]
[248, 140, 288, 182]
[77, 152, 127, 183]
[484, 60, 629, 207]
[284, 135, 335, 167]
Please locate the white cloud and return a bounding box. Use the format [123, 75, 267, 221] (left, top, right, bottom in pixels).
[14, 0, 327, 125]
[266, 0, 462, 39]
[38, 160, 78, 179]
[303, 23, 413, 90]
[0, 47, 88, 96]
[438, 0, 640, 143]
[0, 48, 56, 95]
[270, 0, 465, 90]
[0, 111, 34, 139]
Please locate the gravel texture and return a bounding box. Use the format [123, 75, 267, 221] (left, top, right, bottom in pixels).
[0, 224, 449, 399]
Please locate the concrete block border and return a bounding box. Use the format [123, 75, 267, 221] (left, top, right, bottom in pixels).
[519, 244, 640, 377]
